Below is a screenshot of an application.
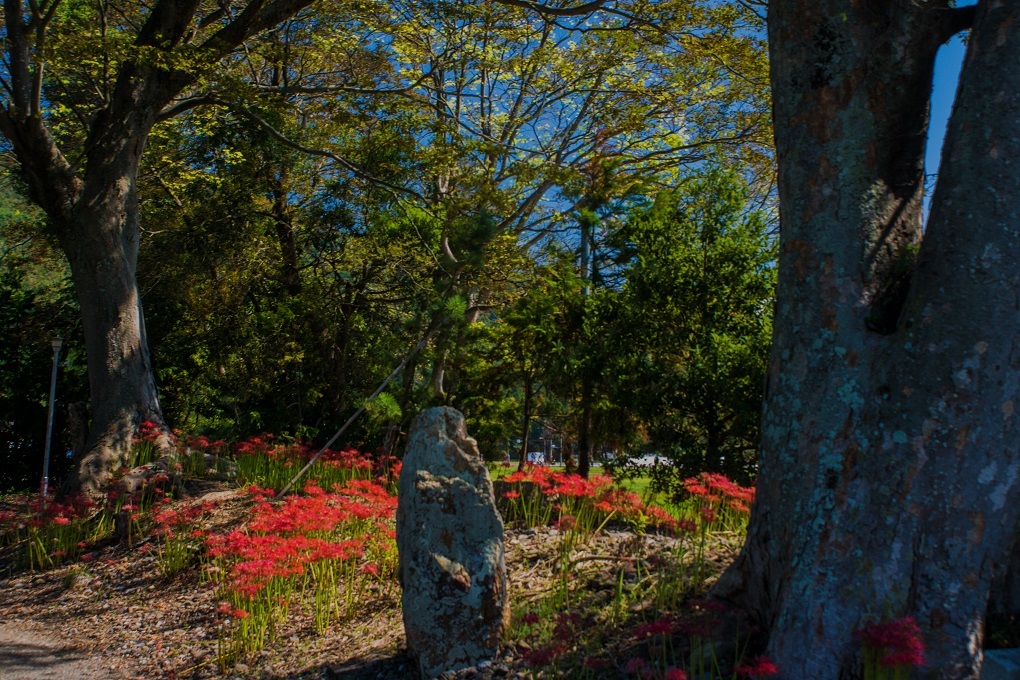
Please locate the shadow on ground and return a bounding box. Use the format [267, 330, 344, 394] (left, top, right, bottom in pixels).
[320, 651, 416, 680]
[0, 630, 108, 680]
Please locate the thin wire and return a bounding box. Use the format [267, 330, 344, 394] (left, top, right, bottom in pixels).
[277, 323, 443, 498]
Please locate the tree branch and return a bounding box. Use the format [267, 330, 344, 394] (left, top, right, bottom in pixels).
[135, 0, 202, 49]
[200, 0, 316, 60]
[940, 4, 976, 44]
[494, 0, 607, 17]
[213, 98, 425, 201]
[4, 0, 34, 113]
[156, 94, 218, 122]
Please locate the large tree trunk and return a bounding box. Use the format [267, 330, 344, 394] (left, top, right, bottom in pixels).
[58, 183, 168, 497]
[714, 0, 1020, 677]
[1, 0, 317, 497]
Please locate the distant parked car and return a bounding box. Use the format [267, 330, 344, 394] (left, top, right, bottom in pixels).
[629, 454, 667, 467]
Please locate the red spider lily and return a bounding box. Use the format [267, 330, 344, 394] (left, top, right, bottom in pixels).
[545, 472, 613, 498]
[644, 506, 682, 532]
[593, 488, 644, 518]
[684, 473, 755, 509]
[208, 479, 396, 601]
[519, 612, 539, 625]
[303, 482, 327, 497]
[665, 669, 688, 680]
[856, 616, 925, 668]
[245, 485, 276, 501]
[188, 434, 211, 450]
[552, 613, 582, 639]
[554, 515, 577, 532]
[319, 446, 373, 470]
[728, 500, 751, 513]
[503, 470, 529, 484]
[152, 503, 209, 535]
[134, 420, 166, 444]
[504, 465, 555, 490]
[633, 617, 673, 638]
[523, 644, 566, 667]
[504, 490, 521, 500]
[735, 656, 779, 677]
[234, 435, 273, 457]
[625, 657, 649, 674]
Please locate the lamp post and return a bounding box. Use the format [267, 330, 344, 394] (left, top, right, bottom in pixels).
[41, 335, 63, 498]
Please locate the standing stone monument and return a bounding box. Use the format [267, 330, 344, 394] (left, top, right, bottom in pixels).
[397, 407, 509, 679]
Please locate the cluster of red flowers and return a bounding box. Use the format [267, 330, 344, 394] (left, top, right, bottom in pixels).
[856, 616, 925, 668]
[135, 419, 168, 444]
[503, 466, 682, 532]
[0, 494, 101, 569]
[520, 612, 586, 667]
[151, 499, 216, 538]
[233, 433, 276, 457]
[232, 436, 375, 471]
[633, 616, 673, 638]
[184, 434, 229, 455]
[734, 656, 780, 678]
[372, 454, 403, 481]
[0, 494, 97, 533]
[318, 446, 374, 472]
[208, 481, 397, 598]
[682, 472, 755, 528]
[683, 472, 755, 514]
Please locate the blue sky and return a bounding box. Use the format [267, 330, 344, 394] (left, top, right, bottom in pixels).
[927, 35, 967, 178]
[925, 1, 976, 214]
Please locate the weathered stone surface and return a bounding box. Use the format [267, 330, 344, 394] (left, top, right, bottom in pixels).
[397, 407, 509, 679]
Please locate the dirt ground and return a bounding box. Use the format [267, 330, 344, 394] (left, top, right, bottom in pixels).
[0, 485, 722, 679]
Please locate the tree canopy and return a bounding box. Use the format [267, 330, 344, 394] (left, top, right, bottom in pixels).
[0, 0, 773, 493]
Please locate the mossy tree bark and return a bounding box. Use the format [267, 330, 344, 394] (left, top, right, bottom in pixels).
[714, 0, 1020, 677]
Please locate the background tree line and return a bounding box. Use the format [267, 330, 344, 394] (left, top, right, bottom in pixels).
[0, 0, 773, 493]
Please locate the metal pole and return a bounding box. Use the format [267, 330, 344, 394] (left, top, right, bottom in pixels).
[41, 336, 62, 498]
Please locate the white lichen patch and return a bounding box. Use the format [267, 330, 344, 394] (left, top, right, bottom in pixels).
[978, 461, 998, 485]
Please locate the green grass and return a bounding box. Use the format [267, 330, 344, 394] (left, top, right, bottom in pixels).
[617, 474, 660, 503]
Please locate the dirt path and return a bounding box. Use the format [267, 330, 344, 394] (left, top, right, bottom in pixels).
[0, 621, 120, 680]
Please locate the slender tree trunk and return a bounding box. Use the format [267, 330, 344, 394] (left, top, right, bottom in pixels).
[517, 379, 533, 471]
[714, 1, 1020, 677]
[271, 170, 302, 296]
[577, 376, 593, 478]
[386, 356, 420, 456]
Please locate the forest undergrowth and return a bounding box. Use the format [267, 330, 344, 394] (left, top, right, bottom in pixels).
[0, 429, 924, 679]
